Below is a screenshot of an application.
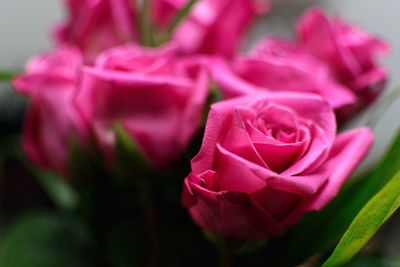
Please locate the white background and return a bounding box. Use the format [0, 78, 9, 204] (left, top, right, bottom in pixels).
[0, 0, 399, 163]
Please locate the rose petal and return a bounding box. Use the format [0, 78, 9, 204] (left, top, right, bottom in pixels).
[214, 143, 269, 193]
[280, 127, 373, 227]
[183, 171, 284, 239]
[210, 58, 260, 98]
[222, 107, 267, 167]
[306, 127, 374, 211]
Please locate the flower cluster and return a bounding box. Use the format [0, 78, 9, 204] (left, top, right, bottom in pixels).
[15, 1, 386, 241]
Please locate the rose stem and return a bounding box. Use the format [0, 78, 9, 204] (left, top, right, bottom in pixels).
[219, 249, 235, 267]
[139, 183, 158, 267]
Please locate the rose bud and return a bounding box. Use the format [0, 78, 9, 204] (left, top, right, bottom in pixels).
[162, 0, 270, 57]
[75, 43, 209, 169]
[54, 0, 138, 63]
[211, 38, 357, 111]
[13, 46, 87, 176]
[182, 93, 373, 239]
[297, 8, 389, 121]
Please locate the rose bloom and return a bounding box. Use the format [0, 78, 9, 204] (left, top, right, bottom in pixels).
[13, 46, 87, 175]
[182, 93, 373, 239]
[211, 38, 357, 111]
[297, 8, 389, 121]
[156, 0, 270, 57]
[54, 0, 137, 63]
[75, 43, 209, 168]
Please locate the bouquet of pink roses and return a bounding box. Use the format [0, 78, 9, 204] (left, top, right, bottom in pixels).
[0, 1, 399, 266]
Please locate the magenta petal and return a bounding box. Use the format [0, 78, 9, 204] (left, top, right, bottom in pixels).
[19, 77, 79, 174]
[350, 67, 387, 92]
[210, 57, 260, 98]
[316, 81, 357, 109]
[307, 127, 374, 211]
[76, 67, 191, 121]
[95, 43, 178, 75]
[179, 59, 210, 148]
[246, 104, 308, 173]
[76, 68, 192, 167]
[266, 171, 329, 197]
[55, 0, 137, 62]
[13, 46, 88, 176]
[253, 142, 304, 174]
[252, 187, 302, 222]
[191, 96, 250, 173]
[25, 45, 82, 80]
[297, 8, 388, 120]
[173, 0, 269, 57]
[22, 105, 52, 169]
[236, 37, 358, 109]
[183, 171, 284, 239]
[214, 144, 269, 193]
[263, 94, 336, 175]
[283, 123, 332, 175]
[221, 107, 267, 167]
[193, 93, 336, 176]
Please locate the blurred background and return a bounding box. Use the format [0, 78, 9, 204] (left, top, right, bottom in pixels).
[1, 0, 399, 161]
[0, 0, 399, 261]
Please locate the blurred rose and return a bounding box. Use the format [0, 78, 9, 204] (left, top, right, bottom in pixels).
[165, 0, 270, 57]
[297, 8, 389, 121]
[212, 38, 357, 110]
[13, 46, 87, 175]
[75, 43, 209, 168]
[54, 0, 137, 63]
[182, 93, 373, 239]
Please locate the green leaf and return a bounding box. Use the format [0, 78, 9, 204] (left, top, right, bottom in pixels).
[33, 170, 79, 212]
[322, 169, 400, 267]
[167, 0, 198, 34]
[0, 71, 19, 82]
[114, 123, 152, 178]
[138, 0, 155, 46]
[0, 212, 93, 267]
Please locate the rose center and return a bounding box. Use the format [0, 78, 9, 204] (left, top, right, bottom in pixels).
[256, 116, 298, 144]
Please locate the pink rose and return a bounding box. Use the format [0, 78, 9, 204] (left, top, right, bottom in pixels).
[75, 43, 209, 168]
[297, 8, 389, 120]
[211, 38, 357, 110]
[171, 0, 270, 57]
[54, 0, 137, 63]
[182, 93, 373, 239]
[13, 46, 87, 175]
